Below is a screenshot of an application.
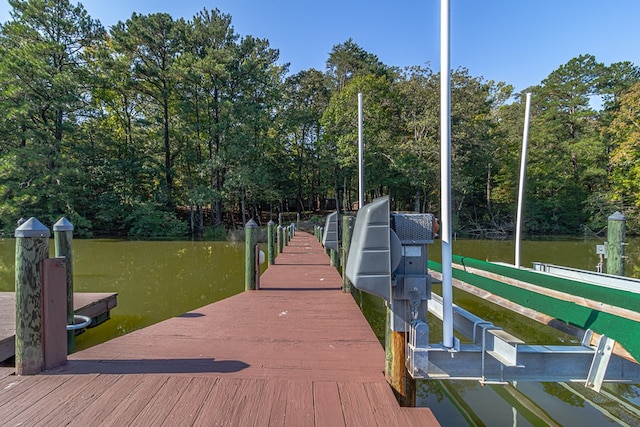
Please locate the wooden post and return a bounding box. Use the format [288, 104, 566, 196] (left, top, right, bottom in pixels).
[42, 257, 68, 370]
[330, 248, 340, 268]
[15, 217, 50, 375]
[296, 213, 300, 228]
[607, 211, 626, 276]
[267, 220, 276, 266]
[53, 217, 75, 353]
[284, 225, 289, 247]
[341, 215, 355, 293]
[245, 219, 258, 291]
[385, 307, 416, 407]
[277, 225, 284, 254]
[255, 245, 261, 290]
[278, 212, 283, 227]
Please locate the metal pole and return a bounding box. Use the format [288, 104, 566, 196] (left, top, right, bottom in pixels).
[358, 93, 364, 209]
[515, 92, 532, 268]
[440, 0, 454, 349]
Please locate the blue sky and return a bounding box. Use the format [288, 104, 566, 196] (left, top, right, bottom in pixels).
[1, 0, 639, 92]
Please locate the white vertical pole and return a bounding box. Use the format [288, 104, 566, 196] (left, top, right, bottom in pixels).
[440, 0, 454, 349]
[515, 92, 532, 268]
[358, 93, 365, 208]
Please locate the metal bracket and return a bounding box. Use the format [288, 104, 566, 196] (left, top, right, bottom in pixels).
[407, 320, 429, 378]
[585, 335, 615, 392]
[486, 329, 524, 368]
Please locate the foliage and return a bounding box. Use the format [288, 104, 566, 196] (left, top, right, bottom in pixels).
[125, 202, 186, 238]
[1, 1, 640, 237]
[204, 225, 228, 241]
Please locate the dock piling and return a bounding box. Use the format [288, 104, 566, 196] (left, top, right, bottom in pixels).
[267, 220, 276, 265]
[14, 217, 50, 375]
[341, 215, 355, 293]
[245, 219, 258, 291]
[385, 308, 416, 407]
[277, 225, 284, 254]
[607, 212, 626, 276]
[53, 217, 75, 353]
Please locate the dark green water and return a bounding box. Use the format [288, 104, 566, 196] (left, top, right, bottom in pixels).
[1, 236, 639, 425]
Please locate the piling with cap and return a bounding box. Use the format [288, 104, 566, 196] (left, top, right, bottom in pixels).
[607, 211, 626, 276]
[277, 225, 284, 254]
[245, 219, 258, 290]
[54, 217, 75, 353]
[267, 220, 276, 265]
[15, 217, 51, 375]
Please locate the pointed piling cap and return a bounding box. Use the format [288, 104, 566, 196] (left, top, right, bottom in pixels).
[15, 217, 51, 238]
[245, 219, 257, 229]
[608, 211, 627, 221]
[53, 217, 74, 232]
[267, 220, 275, 226]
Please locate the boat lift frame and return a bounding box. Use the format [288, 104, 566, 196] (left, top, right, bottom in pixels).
[407, 293, 639, 392]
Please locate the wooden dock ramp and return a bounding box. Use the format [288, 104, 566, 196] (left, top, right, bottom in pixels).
[0, 232, 439, 426]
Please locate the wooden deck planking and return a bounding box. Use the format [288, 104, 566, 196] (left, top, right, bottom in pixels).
[128, 376, 196, 426]
[161, 376, 217, 426]
[0, 232, 439, 426]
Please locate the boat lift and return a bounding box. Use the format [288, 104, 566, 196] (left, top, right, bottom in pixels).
[330, 196, 640, 393]
[321, 0, 640, 393]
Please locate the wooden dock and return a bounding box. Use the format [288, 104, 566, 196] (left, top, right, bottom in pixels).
[0, 232, 438, 426]
[0, 292, 117, 363]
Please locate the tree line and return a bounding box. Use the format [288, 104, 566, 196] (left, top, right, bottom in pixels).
[0, 0, 639, 238]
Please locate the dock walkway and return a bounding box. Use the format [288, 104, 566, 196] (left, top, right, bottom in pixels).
[0, 232, 438, 426]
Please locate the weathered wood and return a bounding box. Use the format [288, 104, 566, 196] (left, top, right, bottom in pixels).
[42, 258, 68, 370]
[385, 307, 416, 407]
[329, 248, 339, 268]
[277, 225, 284, 254]
[341, 215, 355, 293]
[245, 219, 258, 291]
[14, 218, 50, 375]
[267, 220, 276, 266]
[0, 232, 439, 426]
[607, 211, 626, 276]
[54, 217, 75, 352]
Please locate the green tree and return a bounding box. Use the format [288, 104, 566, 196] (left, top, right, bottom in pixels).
[0, 0, 104, 232]
[395, 65, 441, 212]
[281, 69, 331, 211]
[607, 81, 640, 232]
[110, 12, 183, 207]
[524, 55, 604, 233]
[176, 8, 238, 228]
[326, 38, 393, 92]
